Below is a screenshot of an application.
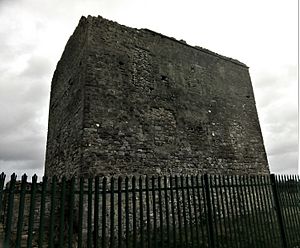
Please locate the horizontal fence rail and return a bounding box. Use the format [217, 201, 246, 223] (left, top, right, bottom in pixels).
[0, 173, 299, 248]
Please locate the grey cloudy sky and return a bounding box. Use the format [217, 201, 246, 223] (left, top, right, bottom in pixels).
[0, 0, 298, 178]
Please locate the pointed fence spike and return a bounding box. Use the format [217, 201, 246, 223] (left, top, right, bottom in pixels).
[32, 174, 38, 181]
[11, 173, 17, 180]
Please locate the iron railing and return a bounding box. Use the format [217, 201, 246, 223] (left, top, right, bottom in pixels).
[0, 173, 299, 247]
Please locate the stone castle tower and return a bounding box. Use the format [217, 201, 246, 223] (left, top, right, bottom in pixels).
[45, 15, 269, 178]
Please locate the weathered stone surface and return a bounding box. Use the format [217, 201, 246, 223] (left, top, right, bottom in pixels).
[45, 15, 269, 178]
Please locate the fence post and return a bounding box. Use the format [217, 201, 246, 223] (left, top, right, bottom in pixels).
[0, 173, 6, 224]
[68, 177, 75, 248]
[4, 173, 17, 248]
[94, 176, 99, 248]
[27, 174, 38, 248]
[38, 176, 48, 248]
[15, 174, 27, 248]
[270, 174, 288, 248]
[203, 174, 215, 248]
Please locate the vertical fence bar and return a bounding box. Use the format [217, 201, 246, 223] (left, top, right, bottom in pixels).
[235, 175, 249, 247]
[255, 175, 271, 246]
[152, 176, 157, 248]
[280, 175, 293, 244]
[244, 175, 256, 246]
[285, 175, 300, 245]
[217, 175, 225, 247]
[15, 174, 27, 248]
[169, 176, 176, 247]
[238, 175, 251, 247]
[0, 172, 6, 246]
[27, 174, 38, 248]
[93, 176, 100, 246]
[265, 174, 279, 247]
[245, 176, 258, 245]
[118, 176, 123, 248]
[222, 176, 233, 246]
[255, 175, 267, 244]
[4, 173, 17, 248]
[275, 175, 289, 246]
[145, 176, 151, 248]
[139, 176, 144, 248]
[125, 177, 129, 248]
[203, 174, 215, 248]
[218, 175, 228, 248]
[196, 175, 206, 246]
[295, 175, 300, 244]
[180, 175, 188, 247]
[78, 177, 84, 248]
[270, 174, 288, 248]
[213, 175, 223, 248]
[260, 175, 276, 247]
[186, 176, 194, 248]
[158, 176, 164, 248]
[228, 175, 238, 247]
[38, 176, 47, 248]
[110, 177, 115, 248]
[164, 176, 170, 248]
[49, 176, 57, 248]
[0, 173, 6, 219]
[209, 175, 218, 248]
[102, 177, 107, 248]
[290, 175, 300, 241]
[250, 175, 264, 247]
[175, 175, 183, 247]
[132, 176, 137, 248]
[282, 175, 296, 246]
[87, 177, 93, 248]
[246, 175, 258, 246]
[191, 175, 200, 248]
[94, 176, 100, 248]
[237, 176, 245, 246]
[59, 177, 66, 248]
[280, 175, 292, 243]
[68, 177, 75, 248]
[231, 175, 241, 248]
[282, 175, 294, 245]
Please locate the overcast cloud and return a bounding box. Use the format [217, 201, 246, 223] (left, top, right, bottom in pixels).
[0, 0, 298, 179]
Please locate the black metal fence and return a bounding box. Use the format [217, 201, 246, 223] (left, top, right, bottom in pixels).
[0, 173, 299, 248]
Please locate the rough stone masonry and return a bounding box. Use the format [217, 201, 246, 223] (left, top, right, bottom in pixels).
[45, 15, 269, 178]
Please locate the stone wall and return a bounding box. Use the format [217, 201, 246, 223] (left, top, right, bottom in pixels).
[45, 17, 88, 177]
[45, 15, 269, 178]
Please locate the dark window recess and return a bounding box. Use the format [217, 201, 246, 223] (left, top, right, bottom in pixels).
[246, 95, 250, 98]
[119, 61, 124, 66]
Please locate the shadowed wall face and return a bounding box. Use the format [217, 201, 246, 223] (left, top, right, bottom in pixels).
[45, 16, 269, 178]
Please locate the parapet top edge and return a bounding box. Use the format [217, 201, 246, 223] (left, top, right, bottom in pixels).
[81, 15, 249, 69]
[141, 28, 248, 68]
